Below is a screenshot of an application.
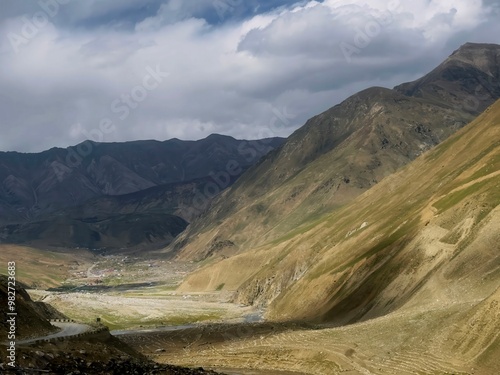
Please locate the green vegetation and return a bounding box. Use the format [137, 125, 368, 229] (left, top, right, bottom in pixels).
[433, 180, 491, 212]
[0, 245, 92, 289]
[76, 311, 226, 331]
[52, 299, 227, 331]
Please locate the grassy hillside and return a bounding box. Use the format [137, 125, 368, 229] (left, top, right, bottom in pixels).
[171, 43, 500, 262]
[181, 98, 499, 313]
[0, 245, 94, 288]
[176, 99, 500, 371]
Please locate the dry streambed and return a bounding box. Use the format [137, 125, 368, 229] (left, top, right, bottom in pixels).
[29, 257, 259, 331]
[26, 256, 493, 374]
[42, 290, 257, 330]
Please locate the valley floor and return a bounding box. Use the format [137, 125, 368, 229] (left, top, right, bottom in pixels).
[28, 256, 259, 331]
[119, 299, 485, 375]
[20, 252, 499, 375]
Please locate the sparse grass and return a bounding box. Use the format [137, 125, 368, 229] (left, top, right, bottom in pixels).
[95, 311, 225, 331]
[49, 292, 230, 331]
[460, 146, 500, 183]
[0, 245, 93, 288]
[424, 130, 463, 161]
[440, 229, 463, 245]
[433, 179, 491, 212]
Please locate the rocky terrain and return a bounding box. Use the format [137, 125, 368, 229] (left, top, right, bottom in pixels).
[170, 43, 500, 261]
[0, 274, 223, 374]
[0, 275, 59, 340]
[1, 43, 499, 375]
[0, 134, 283, 250]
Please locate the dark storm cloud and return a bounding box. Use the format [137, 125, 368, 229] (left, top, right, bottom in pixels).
[0, 0, 498, 152]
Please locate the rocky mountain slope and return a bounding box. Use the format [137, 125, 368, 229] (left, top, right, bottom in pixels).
[181, 97, 500, 322]
[176, 96, 500, 373]
[170, 42, 500, 261]
[0, 275, 222, 374]
[0, 274, 58, 339]
[0, 135, 283, 251]
[0, 134, 284, 225]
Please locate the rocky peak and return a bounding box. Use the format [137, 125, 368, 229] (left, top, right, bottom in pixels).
[447, 42, 500, 76]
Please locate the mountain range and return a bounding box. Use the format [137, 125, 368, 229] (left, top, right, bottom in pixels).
[167, 43, 500, 372]
[1, 42, 499, 374]
[170, 42, 500, 260]
[0, 135, 284, 250]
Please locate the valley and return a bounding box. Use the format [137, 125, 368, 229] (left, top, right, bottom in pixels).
[1, 42, 499, 374]
[3, 236, 498, 374]
[15, 252, 259, 332]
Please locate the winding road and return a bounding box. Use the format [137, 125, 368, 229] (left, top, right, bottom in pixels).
[16, 322, 93, 345]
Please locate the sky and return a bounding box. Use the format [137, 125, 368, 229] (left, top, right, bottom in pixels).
[0, 0, 499, 152]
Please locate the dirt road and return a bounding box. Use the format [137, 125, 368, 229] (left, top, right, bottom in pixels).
[17, 322, 92, 345]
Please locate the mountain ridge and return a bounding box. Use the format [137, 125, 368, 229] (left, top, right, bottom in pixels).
[179, 96, 500, 330]
[0, 134, 285, 225]
[170, 42, 500, 261]
[0, 134, 284, 251]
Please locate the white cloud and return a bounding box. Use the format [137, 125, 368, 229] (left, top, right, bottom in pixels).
[0, 0, 497, 152]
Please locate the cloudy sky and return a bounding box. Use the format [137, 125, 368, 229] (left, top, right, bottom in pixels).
[0, 0, 499, 152]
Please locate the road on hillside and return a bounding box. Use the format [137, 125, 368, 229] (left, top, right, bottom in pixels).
[16, 322, 92, 345]
[111, 311, 264, 336]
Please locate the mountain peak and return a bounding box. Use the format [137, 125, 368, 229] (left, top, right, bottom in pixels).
[394, 42, 500, 112]
[446, 42, 500, 75]
[452, 42, 500, 54]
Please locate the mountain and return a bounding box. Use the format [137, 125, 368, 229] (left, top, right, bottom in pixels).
[0, 274, 59, 339]
[395, 42, 500, 112]
[170, 42, 500, 261]
[51, 173, 244, 223]
[1, 213, 188, 252]
[171, 45, 500, 371]
[177, 97, 500, 372]
[0, 135, 283, 251]
[0, 134, 284, 225]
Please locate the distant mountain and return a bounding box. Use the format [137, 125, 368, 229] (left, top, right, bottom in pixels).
[0, 134, 284, 225]
[1, 213, 188, 252]
[170, 42, 500, 261]
[51, 174, 244, 224]
[0, 134, 284, 250]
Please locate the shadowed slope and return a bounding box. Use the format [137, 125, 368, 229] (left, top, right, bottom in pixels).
[180, 98, 500, 333]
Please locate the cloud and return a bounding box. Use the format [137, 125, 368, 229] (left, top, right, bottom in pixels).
[0, 0, 498, 152]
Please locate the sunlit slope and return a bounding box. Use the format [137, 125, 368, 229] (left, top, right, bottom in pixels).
[180, 99, 500, 331]
[0, 245, 94, 288]
[172, 43, 500, 262]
